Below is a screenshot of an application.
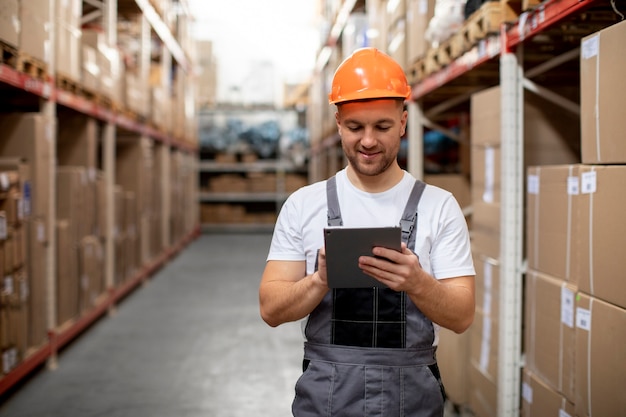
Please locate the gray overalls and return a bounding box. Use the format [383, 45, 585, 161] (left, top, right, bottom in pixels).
[292, 176, 445, 417]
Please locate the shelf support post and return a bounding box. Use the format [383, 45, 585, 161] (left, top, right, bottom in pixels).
[498, 33, 525, 417]
[407, 101, 424, 180]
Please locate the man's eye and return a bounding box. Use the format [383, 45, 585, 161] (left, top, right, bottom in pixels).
[377, 125, 391, 131]
[347, 126, 362, 132]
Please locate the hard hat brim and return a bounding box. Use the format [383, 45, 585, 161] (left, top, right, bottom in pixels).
[328, 89, 411, 105]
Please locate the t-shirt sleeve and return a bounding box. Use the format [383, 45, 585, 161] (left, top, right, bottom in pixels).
[430, 194, 475, 279]
[267, 192, 306, 262]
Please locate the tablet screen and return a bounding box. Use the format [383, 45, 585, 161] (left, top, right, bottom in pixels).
[323, 227, 401, 288]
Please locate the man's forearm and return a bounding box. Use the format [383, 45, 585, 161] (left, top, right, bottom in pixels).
[260, 272, 329, 327]
[407, 274, 475, 333]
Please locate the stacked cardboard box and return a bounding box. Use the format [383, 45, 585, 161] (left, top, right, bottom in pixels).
[0, 114, 54, 350]
[55, 0, 81, 81]
[19, 0, 52, 64]
[0, 159, 29, 374]
[522, 19, 626, 417]
[116, 136, 155, 268]
[468, 85, 580, 415]
[0, 0, 19, 47]
[81, 28, 122, 103]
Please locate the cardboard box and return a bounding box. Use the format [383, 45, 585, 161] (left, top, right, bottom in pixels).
[0, 0, 19, 47]
[526, 165, 579, 282]
[471, 146, 500, 204]
[524, 270, 576, 402]
[57, 115, 98, 171]
[473, 253, 499, 319]
[521, 369, 575, 417]
[0, 114, 54, 348]
[468, 361, 497, 417]
[56, 220, 79, 325]
[580, 20, 626, 164]
[471, 86, 580, 159]
[437, 327, 469, 406]
[424, 173, 471, 210]
[469, 309, 499, 383]
[575, 165, 626, 309]
[78, 235, 104, 313]
[19, 0, 52, 63]
[575, 293, 626, 417]
[407, 0, 436, 63]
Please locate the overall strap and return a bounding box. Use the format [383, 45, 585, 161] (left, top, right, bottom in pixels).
[400, 180, 426, 248]
[326, 176, 343, 226]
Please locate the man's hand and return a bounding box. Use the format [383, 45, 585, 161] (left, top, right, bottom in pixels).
[311, 247, 329, 287]
[358, 242, 431, 294]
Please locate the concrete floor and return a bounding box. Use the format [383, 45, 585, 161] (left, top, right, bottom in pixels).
[0, 233, 470, 417]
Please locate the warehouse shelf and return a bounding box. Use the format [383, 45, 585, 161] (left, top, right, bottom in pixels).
[198, 192, 290, 203]
[0, 0, 200, 399]
[118, 0, 192, 72]
[0, 63, 197, 152]
[198, 157, 307, 229]
[0, 226, 201, 397]
[198, 159, 306, 174]
[406, 0, 622, 416]
[411, 0, 617, 107]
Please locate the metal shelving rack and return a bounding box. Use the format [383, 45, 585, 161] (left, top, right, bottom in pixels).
[0, 0, 200, 396]
[198, 159, 307, 233]
[407, 0, 621, 415]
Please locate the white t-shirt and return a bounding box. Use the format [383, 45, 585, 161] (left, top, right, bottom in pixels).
[267, 168, 475, 282]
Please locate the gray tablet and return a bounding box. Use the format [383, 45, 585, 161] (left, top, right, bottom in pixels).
[323, 227, 401, 288]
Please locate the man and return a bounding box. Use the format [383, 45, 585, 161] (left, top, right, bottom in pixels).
[259, 47, 475, 416]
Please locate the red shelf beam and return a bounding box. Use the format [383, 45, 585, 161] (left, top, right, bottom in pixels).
[0, 64, 197, 152]
[411, 0, 606, 100]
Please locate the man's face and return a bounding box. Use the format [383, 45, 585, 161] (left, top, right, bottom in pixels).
[336, 99, 407, 178]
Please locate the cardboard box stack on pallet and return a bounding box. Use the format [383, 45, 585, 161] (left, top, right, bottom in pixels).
[464, 84, 580, 416]
[523, 20, 626, 417]
[0, 159, 29, 375]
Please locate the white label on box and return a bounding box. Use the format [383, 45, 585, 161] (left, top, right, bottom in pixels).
[483, 261, 493, 290]
[0, 215, 7, 240]
[22, 182, 31, 217]
[581, 35, 599, 59]
[483, 291, 492, 316]
[418, 0, 428, 14]
[20, 279, 29, 301]
[479, 315, 491, 372]
[576, 307, 592, 331]
[567, 176, 580, 195]
[559, 409, 572, 417]
[0, 173, 8, 191]
[4, 277, 13, 295]
[527, 174, 539, 195]
[522, 382, 533, 404]
[37, 222, 45, 242]
[581, 171, 597, 194]
[561, 286, 574, 328]
[483, 147, 495, 203]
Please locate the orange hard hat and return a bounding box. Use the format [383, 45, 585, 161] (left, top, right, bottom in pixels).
[328, 47, 411, 105]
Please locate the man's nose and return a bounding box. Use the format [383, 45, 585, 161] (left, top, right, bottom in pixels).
[360, 128, 377, 147]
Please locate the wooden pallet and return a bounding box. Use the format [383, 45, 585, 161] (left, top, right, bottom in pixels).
[407, 1, 512, 84]
[0, 41, 18, 67]
[56, 72, 99, 101]
[15, 52, 47, 81]
[95, 94, 114, 110]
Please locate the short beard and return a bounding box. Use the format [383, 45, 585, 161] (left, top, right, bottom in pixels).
[343, 145, 397, 177]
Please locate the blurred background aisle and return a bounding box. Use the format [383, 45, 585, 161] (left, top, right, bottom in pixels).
[0, 234, 303, 417]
